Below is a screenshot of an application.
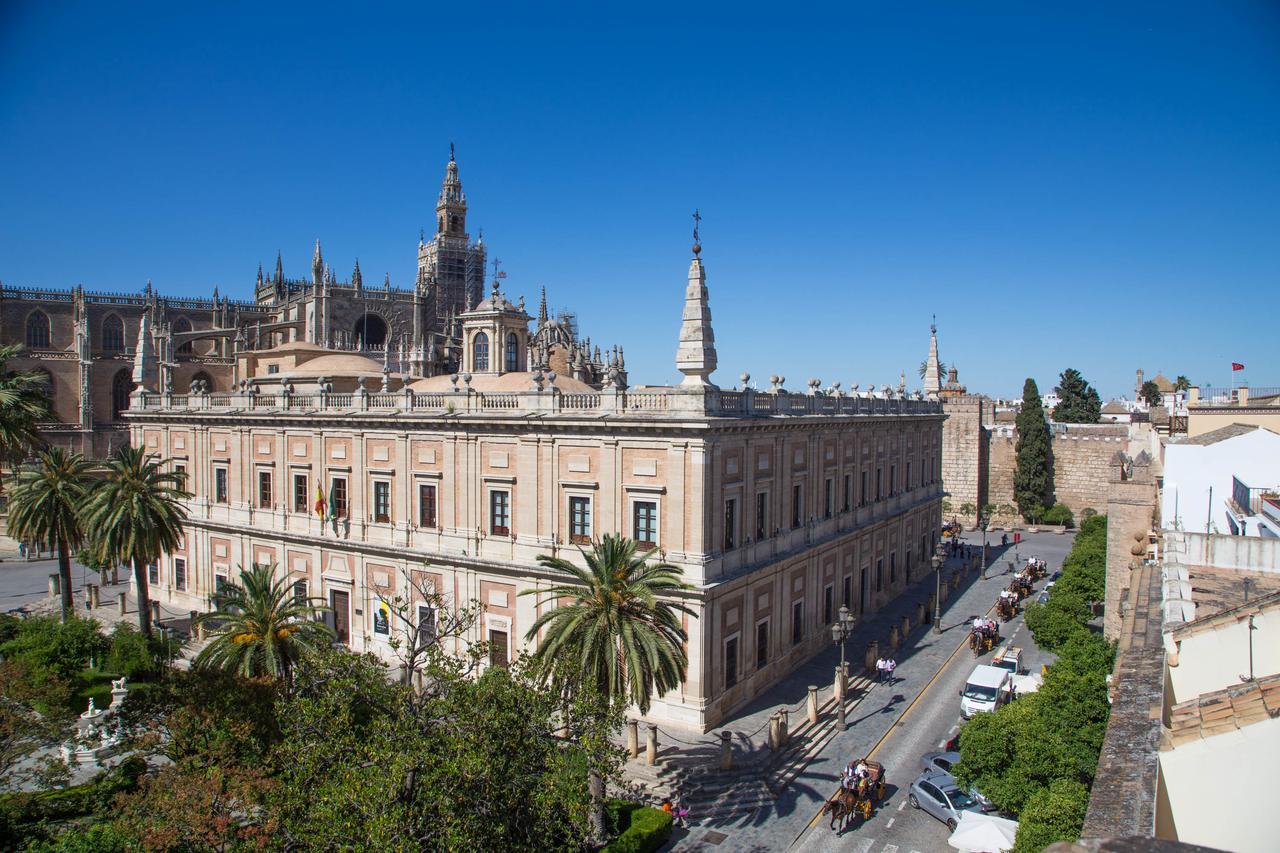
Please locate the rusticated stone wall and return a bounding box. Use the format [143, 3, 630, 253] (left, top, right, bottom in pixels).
[941, 395, 992, 524]
[985, 422, 1130, 519]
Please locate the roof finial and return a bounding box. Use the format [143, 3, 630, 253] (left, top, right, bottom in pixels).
[931, 313, 936, 335]
[538, 286, 548, 324]
[450, 141, 456, 163]
[692, 209, 702, 256]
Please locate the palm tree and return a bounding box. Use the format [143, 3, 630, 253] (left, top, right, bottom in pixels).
[5, 448, 96, 621]
[82, 446, 189, 637]
[1174, 375, 1192, 392]
[0, 343, 50, 488]
[193, 563, 334, 682]
[522, 534, 694, 842]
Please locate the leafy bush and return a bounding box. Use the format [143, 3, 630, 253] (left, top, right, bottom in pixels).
[603, 801, 673, 853]
[104, 623, 162, 680]
[1041, 503, 1074, 528]
[0, 756, 145, 826]
[1012, 778, 1090, 852]
[0, 616, 109, 680]
[1080, 507, 1098, 522]
[19, 820, 131, 852]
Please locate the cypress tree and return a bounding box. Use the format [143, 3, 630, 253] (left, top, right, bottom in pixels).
[1014, 378, 1052, 522]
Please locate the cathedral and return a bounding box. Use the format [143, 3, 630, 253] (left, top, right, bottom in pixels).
[0, 151, 621, 457]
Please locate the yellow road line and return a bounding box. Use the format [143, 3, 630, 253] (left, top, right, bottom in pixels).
[795, 595, 1004, 841]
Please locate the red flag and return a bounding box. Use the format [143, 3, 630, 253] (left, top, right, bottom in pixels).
[1232, 362, 1245, 371]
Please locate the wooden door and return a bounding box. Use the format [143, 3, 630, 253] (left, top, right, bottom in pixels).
[330, 589, 350, 645]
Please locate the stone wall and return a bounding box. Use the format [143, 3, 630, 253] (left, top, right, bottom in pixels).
[1103, 453, 1157, 640]
[940, 395, 990, 524]
[984, 422, 1129, 520]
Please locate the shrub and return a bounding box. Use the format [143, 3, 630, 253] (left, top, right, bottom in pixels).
[603, 801, 673, 853]
[1012, 778, 1090, 852]
[0, 756, 146, 826]
[105, 623, 162, 680]
[20, 821, 131, 852]
[0, 616, 108, 680]
[1041, 503, 1074, 528]
[1080, 507, 1098, 522]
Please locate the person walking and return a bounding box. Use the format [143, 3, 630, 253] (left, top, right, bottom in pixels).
[875, 656, 887, 684]
[886, 657, 897, 685]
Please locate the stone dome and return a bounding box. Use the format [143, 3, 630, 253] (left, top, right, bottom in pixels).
[284, 352, 384, 377]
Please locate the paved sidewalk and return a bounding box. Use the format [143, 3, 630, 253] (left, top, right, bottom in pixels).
[665, 530, 1076, 851]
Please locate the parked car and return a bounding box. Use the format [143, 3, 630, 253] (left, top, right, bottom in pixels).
[1050, 570, 1062, 583]
[908, 770, 989, 831]
[919, 750, 960, 776]
[1035, 590, 1050, 604]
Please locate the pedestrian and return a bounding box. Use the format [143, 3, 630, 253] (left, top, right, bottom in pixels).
[674, 794, 690, 828]
[875, 656, 886, 683]
[18, 541, 26, 560]
[886, 657, 897, 685]
[1001, 533, 1009, 547]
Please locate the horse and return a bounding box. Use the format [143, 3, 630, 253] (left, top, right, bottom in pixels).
[997, 597, 1016, 621]
[824, 787, 858, 832]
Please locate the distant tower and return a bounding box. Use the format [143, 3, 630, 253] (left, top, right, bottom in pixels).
[923, 318, 943, 398]
[417, 146, 486, 320]
[675, 212, 718, 388]
[1135, 368, 1144, 398]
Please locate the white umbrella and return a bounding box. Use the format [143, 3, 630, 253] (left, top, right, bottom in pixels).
[1012, 673, 1042, 695]
[947, 811, 1019, 852]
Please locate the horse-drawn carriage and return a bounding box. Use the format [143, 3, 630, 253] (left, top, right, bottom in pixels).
[1024, 557, 1047, 581]
[969, 620, 999, 655]
[824, 759, 888, 832]
[996, 595, 1017, 622]
[1009, 573, 1033, 601]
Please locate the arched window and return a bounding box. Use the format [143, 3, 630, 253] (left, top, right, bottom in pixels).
[26, 311, 50, 348]
[190, 371, 214, 393]
[505, 332, 518, 373]
[111, 370, 134, 419]
[101, 314, 125, 353]
[353, 315, 387, 349]
[473, 332, 490, 372]
[173, 318, 193, 355]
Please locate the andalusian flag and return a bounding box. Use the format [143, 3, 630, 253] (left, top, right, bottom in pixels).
[314, 483, 326, 518]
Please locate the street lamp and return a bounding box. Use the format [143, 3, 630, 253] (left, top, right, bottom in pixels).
[830, 605, 855, 729]
[932, 554, 943, 634]
[980, 514, 990, 580]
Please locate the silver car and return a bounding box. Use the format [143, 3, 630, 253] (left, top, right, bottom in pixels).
[908, 770, 986, 831]
[918, 750, 960, 776]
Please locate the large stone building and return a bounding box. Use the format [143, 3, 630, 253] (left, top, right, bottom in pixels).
[119, 193, 945, 730]
[1, 151, 623, 458]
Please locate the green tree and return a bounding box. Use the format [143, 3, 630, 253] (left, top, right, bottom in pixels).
[81, 446, 189, 638]
[1014, 378, 1052, 522]
[192, 563, 334, 683]
[1012, 778, 1090, 852]
[0, 343, 50, 481]
[1051, 368, 1102, 424]
[1174, 375, 1191, 392]
[1140, 380, 1163, 408]
[5, 448, 97, 621]
[522, 534, 694, 844]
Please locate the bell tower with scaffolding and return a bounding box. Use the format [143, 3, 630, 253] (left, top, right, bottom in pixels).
[417, 145, 486, 325]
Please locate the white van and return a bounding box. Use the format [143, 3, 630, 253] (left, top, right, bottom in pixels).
[960, 664, 1012, 719]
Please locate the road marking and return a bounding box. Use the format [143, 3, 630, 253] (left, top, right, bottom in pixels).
[885, 818, 895, 829]
[937, 739, 947, 748]
[882, 845, 899, 853]
[897, 800, 906, 811]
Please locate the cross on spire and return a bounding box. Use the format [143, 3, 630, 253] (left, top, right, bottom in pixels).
[692, 209, 702, 256]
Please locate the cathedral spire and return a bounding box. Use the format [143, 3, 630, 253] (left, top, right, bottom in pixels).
[256, 264, 263, 288]
[538, 286, 548, 325]
[274, 251, 283, 285]
[312, 240, 324, 286]
[436, 146, 467, 236]
[923, 316, 942, 398]
[675, 211, 717, 388]
[352, 259, 363, 290]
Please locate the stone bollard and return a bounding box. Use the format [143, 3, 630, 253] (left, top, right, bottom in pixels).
[952, 573, 961, 591]
[48, 574, 60, 598]
[888, 624, 901, 651]
[626, 719, 639, 759]
[865, 639, 879, 672]
[927, 593, 936, 615]
[917, 602, 927, 625]
[117, 591, 128, 616]
[834, 666, 845, 703]
[720, 730, 733, 771]
[768, 712, 782, 751]
[807, 686, 819, 725]
[150, 601, 161, 623]
[645, 723, 658, 766]
[901, 615, 911, 638]
[779, 708, 790, 746]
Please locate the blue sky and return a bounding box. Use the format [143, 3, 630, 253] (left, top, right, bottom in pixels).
[2, 2, 1277, 400]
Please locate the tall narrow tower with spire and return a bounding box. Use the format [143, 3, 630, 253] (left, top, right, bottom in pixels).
[675, 211, 718, 390]
[417, 146, 486, 321]
[923, 317, 943, 398]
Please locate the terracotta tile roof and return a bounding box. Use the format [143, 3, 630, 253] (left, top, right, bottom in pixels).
[1166, 673, 1280, 747]
[1175, 422, 1262, 445]
[1175, 569, 1280, 628]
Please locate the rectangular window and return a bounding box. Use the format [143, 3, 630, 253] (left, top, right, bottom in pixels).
[756, 492, 768, 541]
[875, 468, 882, 501]
[890, 464, 897, 496]
[258, 470, 272, 509]
[843, 575, 852, 609]
[823, 585, 833, 625]
[876, 558, 884, 591]
[860, 471, 868, 506]
[148, 562, 159, 585]
[756, 621, 769, 670]
[843, 474, 851, 512]
[490, 490, 510, 536]
[890, 552, 897, 584]
[906, 461, 912, 490]
[174, 558, 186, 591]
[214, 467, 228, 503]
[489, 629, 510, 668]
[374, 480, 390, 523]
[792, 483, 803, 528]
[293, 579, 307, 605]
[331, 477, 348, 519]
[173, 463, 186, 488]
[824, 479, 833, 519]
[633, 501, 657, 550]
[792, 600, 804, 646]
[725, 637, 739, 688]
[418, 605, 437, 646]
[293, 473, 308, 513]
[569, 496, 592, 544]
[418, 483, 437, 528]
[723, 498, 736, 550]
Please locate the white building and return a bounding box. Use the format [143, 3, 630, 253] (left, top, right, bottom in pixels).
[1160, 424, 1280, 536]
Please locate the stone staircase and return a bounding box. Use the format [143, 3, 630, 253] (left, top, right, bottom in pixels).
[619, 672, 878, 823]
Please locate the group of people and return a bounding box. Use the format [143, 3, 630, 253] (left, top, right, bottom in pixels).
[874, 656, 897, 684]
[972, 615, 999, 639]
[842, 759, 871, 790]
[660, 794, 690, 828]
